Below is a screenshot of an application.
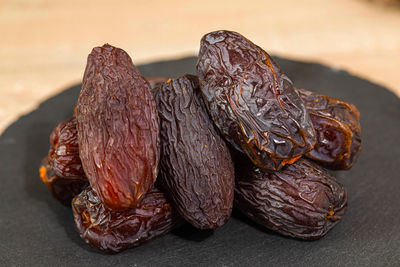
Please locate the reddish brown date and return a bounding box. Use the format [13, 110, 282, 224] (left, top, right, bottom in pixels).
[39, 157, 88, 206]
[154, 75, 235, 229]
[234, 155, 347, 240]
[48, 117, 85, 178]
[76, 44, 160, 211]
[72, 186, 180, 253]
[296, 88, 362, 169]
[196, 30, 316, 171]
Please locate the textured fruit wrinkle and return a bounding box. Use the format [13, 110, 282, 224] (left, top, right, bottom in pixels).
[76, 44, 160, 210]
[234, 157, 347, 239]
[296, 88, 361, 169]
[49, 117, 85, 178]
[197, 30, 316, 170]
[155, 75, 235, 229]
[72, 186, 180, 253]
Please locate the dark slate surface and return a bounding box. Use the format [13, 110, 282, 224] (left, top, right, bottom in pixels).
[1, 56, 399, 267]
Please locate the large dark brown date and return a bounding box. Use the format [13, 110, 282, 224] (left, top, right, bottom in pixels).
[39, 117, 88, 205]
[154, 75, 235, 229]
[39, 157, 88, 206]
[72, 186, 180, 253]
[296, 88, 362, 169]
[76, 44, 160, 211]
[196, 30, 316, 171]
[234, 155, 347, 240]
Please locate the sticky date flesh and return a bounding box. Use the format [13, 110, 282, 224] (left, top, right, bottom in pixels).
[76, 44, 160, 211]
[296, 88, 362, 169]
[154, 75, 235, 229]
[196, 30, 316, 170]
[234, 155, 347, 240]
[72, 186, 180, 253]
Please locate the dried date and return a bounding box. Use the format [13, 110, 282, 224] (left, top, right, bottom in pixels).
[39, 117, 88, 205]
[154, 75, 235, 229]
[48, 117, 85, 178]
[296, 88, 362, 169]
[72, 186, 180, 253]
[234, 155, 347, 240]
[39, 157, 88, 206]
[196, 30, 316, 171]
[76, 44, 160, 210]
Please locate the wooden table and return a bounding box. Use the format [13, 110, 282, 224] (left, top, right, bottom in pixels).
[1, 0, 399, 134]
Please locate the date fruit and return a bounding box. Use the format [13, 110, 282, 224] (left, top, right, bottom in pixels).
[72, 186, 180, 253]
[234, 155, 347, 240]
[39, 157, 88, 206]
[48, 117, 85, 178]
[154, 75, 235, 229]
[76, 44, 160, 210]
[296, 88, 362, 169]
[39, 117, 88, 205]
[196, 30, 316, 171]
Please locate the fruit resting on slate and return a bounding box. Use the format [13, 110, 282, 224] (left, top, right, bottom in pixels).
[154, 75, 235, 229]
[76, 44, 160, 211]
[39, 117, 88, 205]
[296, 88, 362, 169]
[37, 32, 363, 254]
[234, 155, 347, 240]
[39, 157, 88, 206]
[72, 186, 180, 253]
[196, 30, 316, 171]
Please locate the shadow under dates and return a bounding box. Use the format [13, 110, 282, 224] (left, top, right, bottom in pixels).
[171, 223, 215, 242]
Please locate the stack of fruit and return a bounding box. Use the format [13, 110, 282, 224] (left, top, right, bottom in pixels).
[39, 30, 361, 253]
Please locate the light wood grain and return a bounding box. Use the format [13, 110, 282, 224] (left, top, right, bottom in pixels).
[1, 0, 399, 134]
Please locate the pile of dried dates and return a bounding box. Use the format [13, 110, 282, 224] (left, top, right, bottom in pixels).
[39, 30, 361, 253]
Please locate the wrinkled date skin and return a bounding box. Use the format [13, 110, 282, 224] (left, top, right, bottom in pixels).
[39, 157, 89, 206]
[234, 155, 347, 240]
[76, 44, 160, 211]
[48, 117, 85, 178]
[154, 75, 235, 229]
[196, 30, 316, 171]
[39, 117, 88, 205]
[296, 88, 362, 169]
[72, 186, 181, 253]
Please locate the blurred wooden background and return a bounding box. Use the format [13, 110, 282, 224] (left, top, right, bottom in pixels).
[0, 0, 399, 134]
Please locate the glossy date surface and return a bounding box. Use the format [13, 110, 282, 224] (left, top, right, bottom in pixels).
[76, 44, 160, 211]
[196, 30, 316, 170]
[154, 75, 234, 229]
[234, 155, 347, 240]
[297, 88, 362, 169]
[72, 186, 180, 253]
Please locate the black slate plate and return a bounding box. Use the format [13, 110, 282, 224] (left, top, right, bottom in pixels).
[1, 56, 399, 267]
